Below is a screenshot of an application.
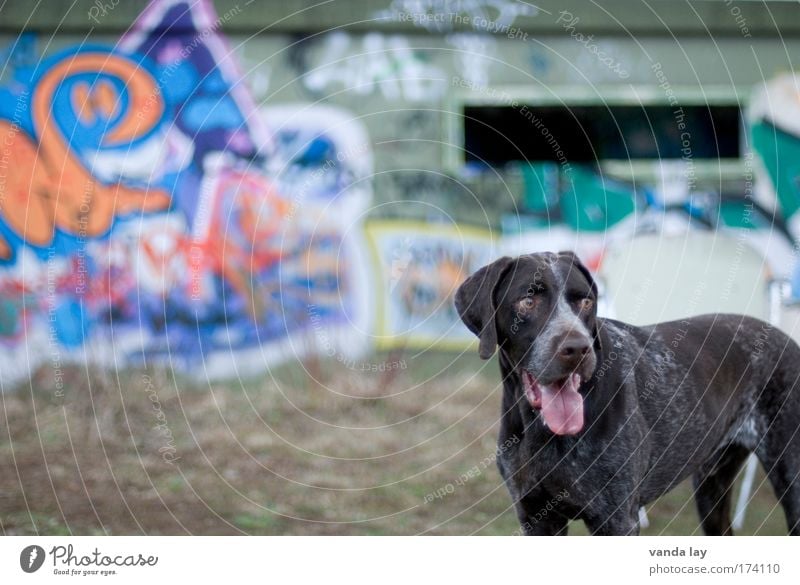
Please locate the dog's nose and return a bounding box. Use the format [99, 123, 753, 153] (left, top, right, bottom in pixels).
[558, 338, 591, 363]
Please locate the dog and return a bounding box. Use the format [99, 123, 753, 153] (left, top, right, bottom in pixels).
[455, 251, 800, 535]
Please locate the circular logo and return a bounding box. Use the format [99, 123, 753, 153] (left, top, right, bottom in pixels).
[20, 545, 45, 573]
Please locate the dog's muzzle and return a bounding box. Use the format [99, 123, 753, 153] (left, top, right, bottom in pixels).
[521, 370, 584, 435]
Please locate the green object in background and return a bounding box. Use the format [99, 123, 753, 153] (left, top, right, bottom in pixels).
[751, 122, 800, 221]
[718, 198, 768, 230]
[560, 165, 637, 231]
[501, 213, 554, 234]
[520, 162, 560, 212]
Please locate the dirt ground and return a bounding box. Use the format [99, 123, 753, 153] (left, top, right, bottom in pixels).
[0, 352, 790, 535]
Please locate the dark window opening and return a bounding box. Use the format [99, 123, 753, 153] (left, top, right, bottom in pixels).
[463, 104, 742, 166]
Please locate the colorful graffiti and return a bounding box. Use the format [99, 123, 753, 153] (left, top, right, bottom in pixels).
[0, 0, 370, 381]
[0, 51, 172, 252]
[366, 221, 495, 349]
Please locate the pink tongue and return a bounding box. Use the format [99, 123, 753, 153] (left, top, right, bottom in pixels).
[540, 374, 584, 435]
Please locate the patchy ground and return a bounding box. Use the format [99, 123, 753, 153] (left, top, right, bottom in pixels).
[0, 352, 789, 535]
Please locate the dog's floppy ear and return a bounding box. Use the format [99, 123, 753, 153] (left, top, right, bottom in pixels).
[559, 250, 603, 351]
[455, 256, 514, 359]
[559, 250, 598, 299]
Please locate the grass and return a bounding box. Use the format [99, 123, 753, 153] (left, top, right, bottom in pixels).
[0, 352, 790, 535]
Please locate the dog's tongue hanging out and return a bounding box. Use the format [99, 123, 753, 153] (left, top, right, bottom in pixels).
[523, 372, 584, 435]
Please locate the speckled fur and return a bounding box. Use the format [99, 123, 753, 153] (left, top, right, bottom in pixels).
[456, 253, 800, 536]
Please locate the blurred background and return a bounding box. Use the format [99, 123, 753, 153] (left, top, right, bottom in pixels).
[1, 0, 800, 535]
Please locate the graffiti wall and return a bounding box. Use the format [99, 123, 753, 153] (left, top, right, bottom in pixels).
[3, 0, 800, 384]
[0, 0, 371, 382]
[366, 222, 495, 349]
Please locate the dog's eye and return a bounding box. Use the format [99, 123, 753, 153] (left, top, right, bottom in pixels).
[578, 298, 594, 311]
[518, 297, 536, 311]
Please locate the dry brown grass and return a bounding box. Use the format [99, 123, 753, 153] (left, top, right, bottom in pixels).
[0, 353, 789, 535]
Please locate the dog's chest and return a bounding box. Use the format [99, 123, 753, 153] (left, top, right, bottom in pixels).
[501, 436, 615, 508]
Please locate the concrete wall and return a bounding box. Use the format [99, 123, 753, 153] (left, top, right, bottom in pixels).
[1, 0, 798, 380]
[3, 0, 800, 226]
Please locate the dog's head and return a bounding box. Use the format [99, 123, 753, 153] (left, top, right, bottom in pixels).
[455, 251, 601, 436]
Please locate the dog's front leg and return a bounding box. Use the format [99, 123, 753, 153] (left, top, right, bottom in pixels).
[497, 453, 568, 535]
[584, 508, 640, 536]
[514, 492, 570, 535]
[518, 513, 569, 535]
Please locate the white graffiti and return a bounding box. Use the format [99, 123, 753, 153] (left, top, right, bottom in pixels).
[389, 236, 415, 293]
[303, 32, 446, 102]
[446, 33, 496, 89]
